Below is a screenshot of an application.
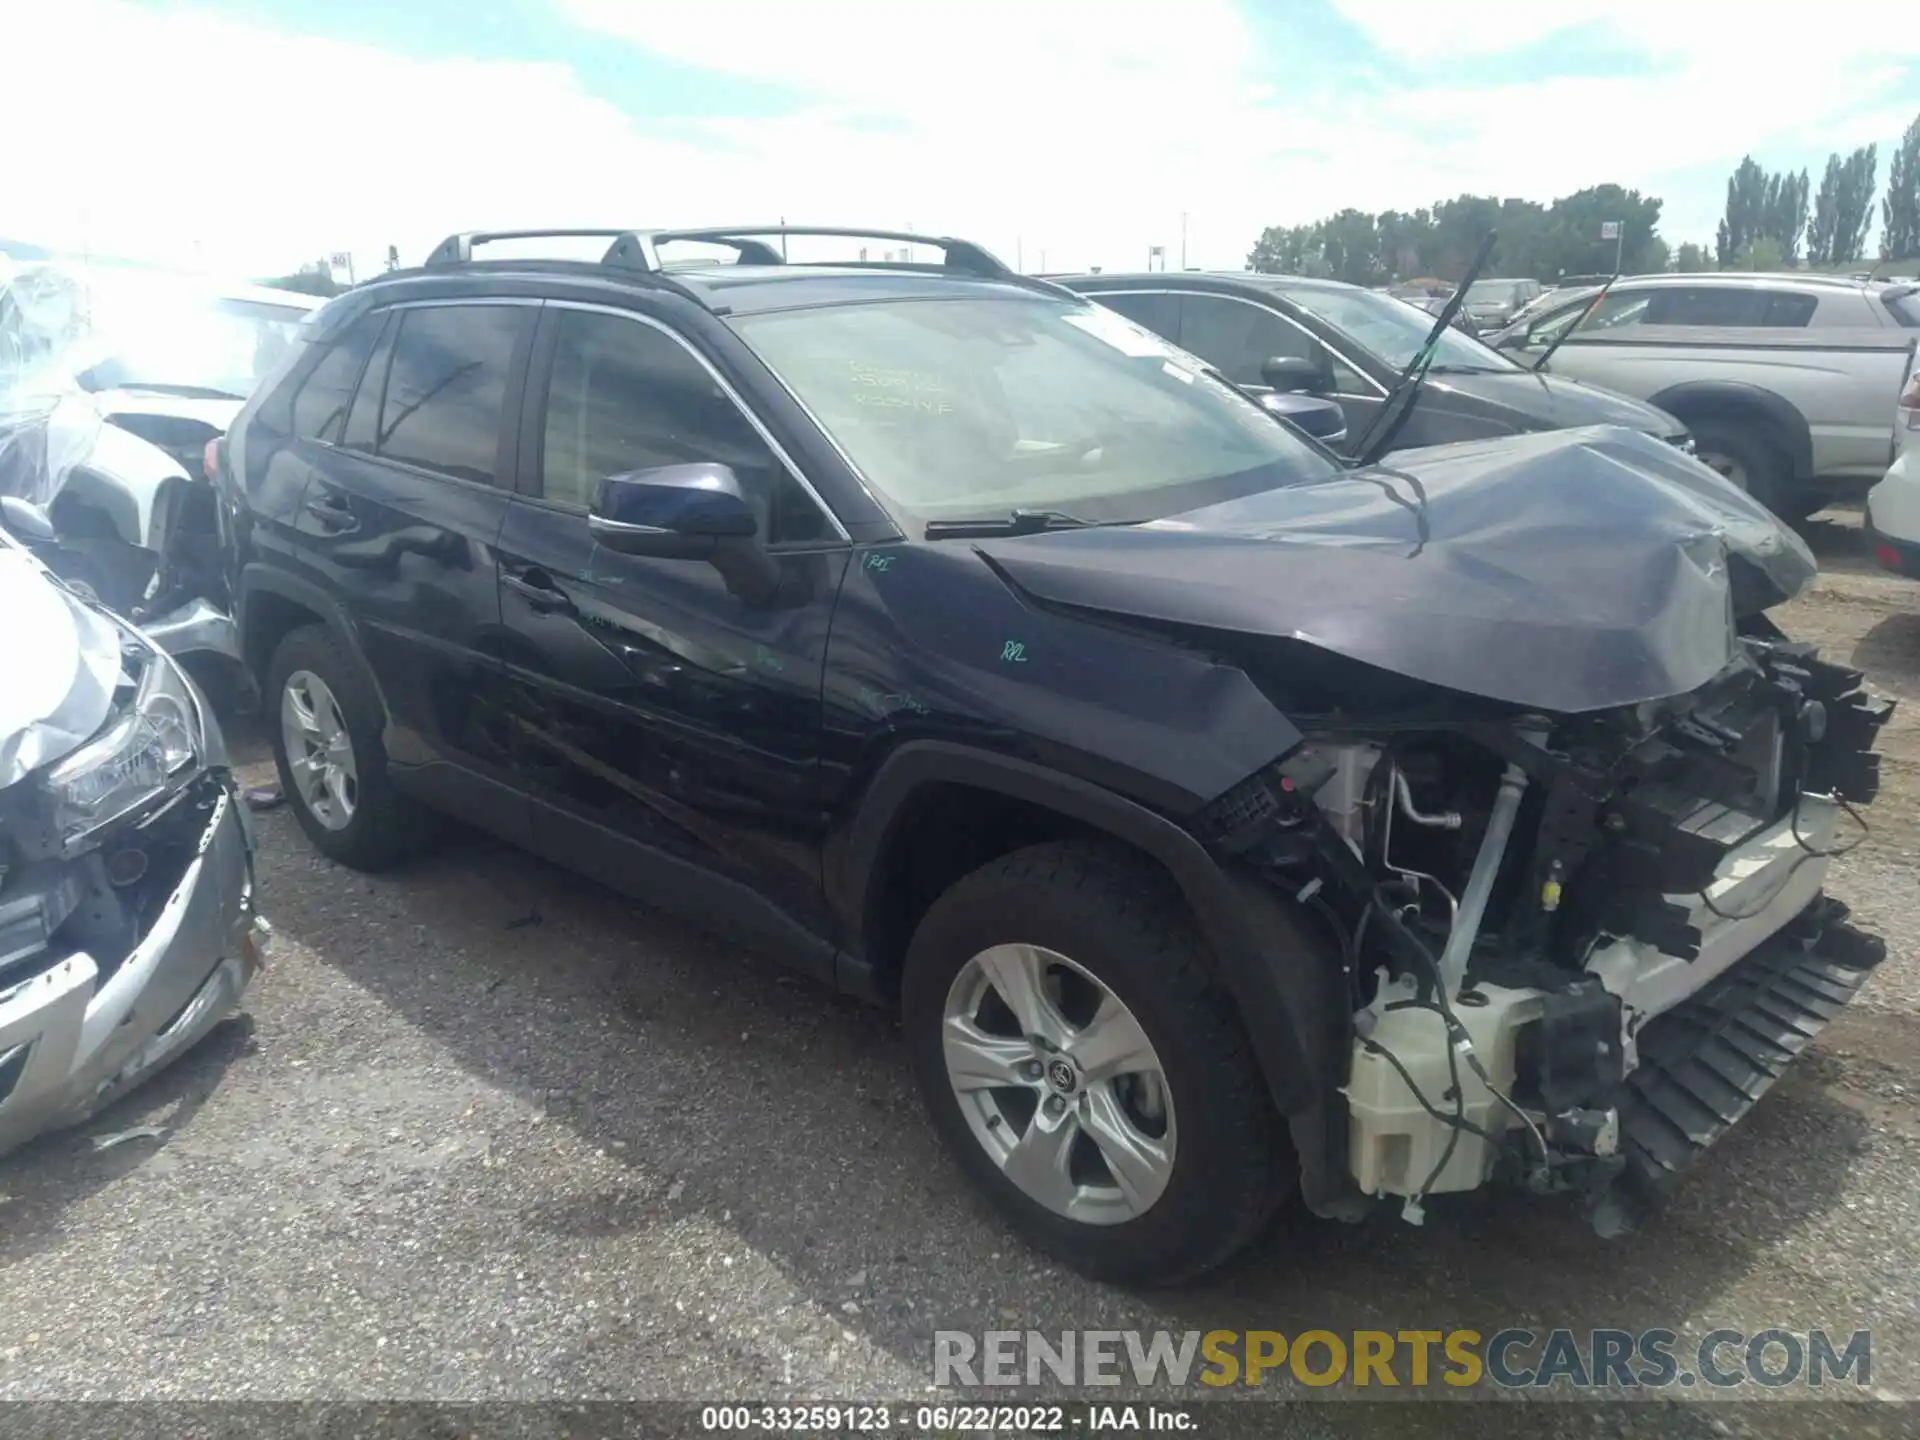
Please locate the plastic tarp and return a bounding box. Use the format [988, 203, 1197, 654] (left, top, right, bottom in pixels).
[0, 260, 108, 509]
[0, 540, 122, 787]
[974, 425, 1816, 715]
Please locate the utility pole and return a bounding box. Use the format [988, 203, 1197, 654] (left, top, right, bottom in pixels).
[1039, 248, 1047, 272]
[779, 216, 787, 261]
[1017, 236, 1024, 272]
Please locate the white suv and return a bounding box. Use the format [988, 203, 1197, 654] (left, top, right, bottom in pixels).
[1867, 354, 1920, 581]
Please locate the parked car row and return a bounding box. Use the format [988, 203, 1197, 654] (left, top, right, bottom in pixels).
[1485, 271, 1920, 520]
[1094, 261, 1920, 529]
[1062, 271, 1690, 460]
[0, 226, 1898, 1285]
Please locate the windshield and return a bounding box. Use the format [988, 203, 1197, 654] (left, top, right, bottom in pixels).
[730, 296, 1341, 526]
[1, 266, 310, 400]
[1279, 286, 1521, 373]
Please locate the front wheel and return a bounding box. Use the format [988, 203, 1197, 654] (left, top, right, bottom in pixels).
[901, 842, 1293, 1285]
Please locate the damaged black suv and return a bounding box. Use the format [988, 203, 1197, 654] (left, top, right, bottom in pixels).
[215, 226, 1893, 1284]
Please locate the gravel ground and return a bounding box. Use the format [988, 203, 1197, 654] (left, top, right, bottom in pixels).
[1, 508, 1916, 1435]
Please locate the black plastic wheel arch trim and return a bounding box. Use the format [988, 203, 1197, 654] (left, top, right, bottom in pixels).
[833, 740, 1322, 1117]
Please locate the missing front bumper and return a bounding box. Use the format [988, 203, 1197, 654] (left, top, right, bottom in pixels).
[1590, 895, 1885, 1235]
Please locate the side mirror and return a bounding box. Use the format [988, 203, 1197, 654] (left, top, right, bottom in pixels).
[589, 463, 758, 559]
[0, 494, 57, 543]
[1259, 391, 1348, 444]
[1259, 356, 1325, 393]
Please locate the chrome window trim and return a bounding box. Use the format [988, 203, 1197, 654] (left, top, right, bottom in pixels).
[541, 299, 852, 543]
[1089, 287, 1391, 399]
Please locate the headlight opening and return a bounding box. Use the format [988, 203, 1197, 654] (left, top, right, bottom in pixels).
[43, 649, 203, 850]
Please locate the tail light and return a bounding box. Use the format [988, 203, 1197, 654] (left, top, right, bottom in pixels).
[202, 436, 221, 482]
[1900, 371, 1920, 430]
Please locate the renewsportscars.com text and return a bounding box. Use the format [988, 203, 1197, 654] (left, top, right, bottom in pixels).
[933, 1328, 1872, 1390]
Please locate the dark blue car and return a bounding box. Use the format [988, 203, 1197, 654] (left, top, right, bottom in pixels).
[215, 226, 1890, 1285]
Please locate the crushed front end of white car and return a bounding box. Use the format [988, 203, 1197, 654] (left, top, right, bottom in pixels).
[0, 535, 266, 1156]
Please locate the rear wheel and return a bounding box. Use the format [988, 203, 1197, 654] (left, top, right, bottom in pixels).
[266, 624, 434, 870]
[901, 841, 1292, 1285]
[1687, 417, 1792, 518]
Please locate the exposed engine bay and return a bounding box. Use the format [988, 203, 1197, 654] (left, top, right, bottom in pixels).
[1201, 617, 1894, 1234]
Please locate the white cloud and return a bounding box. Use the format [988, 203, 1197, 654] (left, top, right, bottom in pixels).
[4, 0, 1917, 280]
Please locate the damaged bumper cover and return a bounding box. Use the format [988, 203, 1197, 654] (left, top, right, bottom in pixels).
[0, 772, 266, 1154]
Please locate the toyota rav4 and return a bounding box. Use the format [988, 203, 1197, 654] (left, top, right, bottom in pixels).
[214, 226, 1892, 1285]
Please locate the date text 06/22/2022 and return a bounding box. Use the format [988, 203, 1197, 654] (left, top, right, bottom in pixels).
[700, 1404, 1193, 1432]
[932, 1327, 1875, 1390]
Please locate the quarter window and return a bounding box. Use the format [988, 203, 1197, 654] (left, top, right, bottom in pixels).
[539, 309, 832, 545]
[373, 305, 527, 485]
[288, 312, 383, 444]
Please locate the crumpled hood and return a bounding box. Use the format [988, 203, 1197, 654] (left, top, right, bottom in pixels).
[974, 425, 1816, 715]
[0, 538, 123, 788]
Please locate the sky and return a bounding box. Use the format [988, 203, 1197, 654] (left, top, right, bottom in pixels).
[6, 0, 1920, 280]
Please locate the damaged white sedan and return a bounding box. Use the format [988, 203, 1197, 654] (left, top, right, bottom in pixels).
[0, 530, 266, 1157]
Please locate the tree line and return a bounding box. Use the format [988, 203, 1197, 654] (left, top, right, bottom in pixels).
[1250, 111, 1920, 287]
[1717, 113, 1920, 271]
[1247, 184, 1667, 288]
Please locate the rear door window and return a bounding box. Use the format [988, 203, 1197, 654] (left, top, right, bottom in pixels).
[1642, 287, 1769, 326]
[1757, 292, 1818, 327]
[372, 304, 529, 485]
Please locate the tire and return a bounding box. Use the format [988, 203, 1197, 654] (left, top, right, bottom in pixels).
[1686, 417, 1792, 518]
[265, 623, 434, 870]
[901, 841, 1293, 1285]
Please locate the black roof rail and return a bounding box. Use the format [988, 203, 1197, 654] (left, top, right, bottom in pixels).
[425, 225, 1008, 276]
[647, 225, 1014, 279]
[425, 229, 649, 268]
[419, 224, 1055, 306]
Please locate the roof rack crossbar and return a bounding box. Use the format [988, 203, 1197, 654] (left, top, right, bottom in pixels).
[425, 229, 660, 268]
[647, 226, 1014, 279]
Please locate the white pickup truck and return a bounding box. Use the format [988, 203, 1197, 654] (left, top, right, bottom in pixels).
[1491, 272, 1919, 520]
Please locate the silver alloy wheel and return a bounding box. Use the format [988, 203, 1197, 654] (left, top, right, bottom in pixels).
[281, 669, 359, 831]
[942, 943, 1176, 1225]
[1698, 450, 1749, 491]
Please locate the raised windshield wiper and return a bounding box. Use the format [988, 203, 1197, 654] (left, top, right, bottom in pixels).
[922, 508, 1097, 540]
[1352, 230, 1499, 467]
[1528, 271, 1622, 374]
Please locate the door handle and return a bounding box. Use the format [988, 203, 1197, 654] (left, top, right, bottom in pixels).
[503, 569, 574, 615]
[304, 493, 359, 533]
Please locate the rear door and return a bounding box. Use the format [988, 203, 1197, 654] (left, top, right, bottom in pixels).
[291, 299, 534, 829]
[492, 302, 851, 962]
